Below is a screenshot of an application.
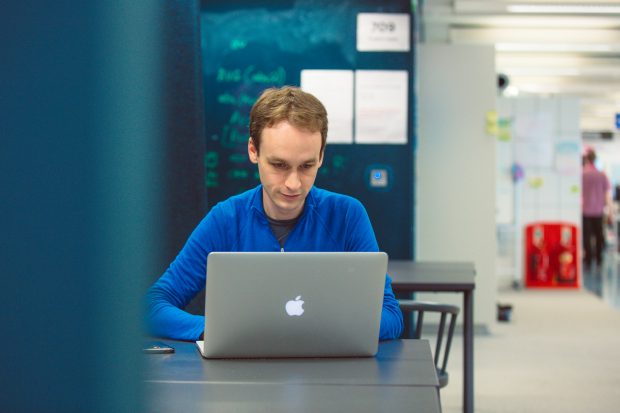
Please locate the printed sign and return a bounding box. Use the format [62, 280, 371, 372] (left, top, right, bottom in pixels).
[357, 13, 410, 52]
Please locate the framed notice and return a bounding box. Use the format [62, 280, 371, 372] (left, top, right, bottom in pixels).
[357, 13, 410, 52]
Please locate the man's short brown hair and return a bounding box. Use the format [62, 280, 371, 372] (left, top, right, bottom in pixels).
[249, 86, 328, 155]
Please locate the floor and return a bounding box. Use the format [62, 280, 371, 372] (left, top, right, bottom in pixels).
[436, 242, 620, 413]
[582, 251, 620, 314]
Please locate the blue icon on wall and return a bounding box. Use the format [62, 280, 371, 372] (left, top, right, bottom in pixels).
[370, 169, 388, 187]
[365, 164, 393, 191]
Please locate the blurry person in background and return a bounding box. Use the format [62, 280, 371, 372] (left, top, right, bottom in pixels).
[582, 148, 613, 270]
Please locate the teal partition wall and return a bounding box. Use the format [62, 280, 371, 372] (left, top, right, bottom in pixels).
[2, 1, 163, 411]
[200, 0, 415, 259]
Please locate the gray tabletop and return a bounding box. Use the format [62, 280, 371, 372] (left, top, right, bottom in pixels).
[388, 260, 476, 291]
[145, 382, 440, 413]
[144, 339, 441, 413]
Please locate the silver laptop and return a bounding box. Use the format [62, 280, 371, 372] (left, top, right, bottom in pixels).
[195, 251, 387, 359]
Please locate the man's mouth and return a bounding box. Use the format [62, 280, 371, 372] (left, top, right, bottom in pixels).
[281, 193, 301, 200]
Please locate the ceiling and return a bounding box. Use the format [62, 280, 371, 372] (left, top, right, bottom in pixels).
[419, 0, 620, 133]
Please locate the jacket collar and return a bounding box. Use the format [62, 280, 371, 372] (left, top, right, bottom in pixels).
[250, 185, 316, 221]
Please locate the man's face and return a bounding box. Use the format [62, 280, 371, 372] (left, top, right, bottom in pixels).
[248, 121, 323, 220]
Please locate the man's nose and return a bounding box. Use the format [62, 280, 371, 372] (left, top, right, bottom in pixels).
[285, 170, 302, 191]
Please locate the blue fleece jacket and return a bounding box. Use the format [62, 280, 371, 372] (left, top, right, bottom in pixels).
[146, 185, 403, 341]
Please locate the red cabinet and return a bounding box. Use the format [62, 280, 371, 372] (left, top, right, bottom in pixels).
[524, 222, 579, 288]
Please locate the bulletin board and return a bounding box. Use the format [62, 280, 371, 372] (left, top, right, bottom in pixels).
[200, 0, 415, 258]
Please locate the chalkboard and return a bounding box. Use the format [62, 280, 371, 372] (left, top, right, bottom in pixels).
[200, 0, 414, 258]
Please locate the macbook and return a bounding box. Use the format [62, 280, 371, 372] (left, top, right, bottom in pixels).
[195, 251, 387, 358]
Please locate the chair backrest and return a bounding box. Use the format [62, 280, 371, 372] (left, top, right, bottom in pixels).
[399, 300, 460, 388]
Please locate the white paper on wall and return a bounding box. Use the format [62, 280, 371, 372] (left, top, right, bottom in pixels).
[555, 140, 581, 175]
[537, 171, 559, 207]
[513, 113, 553, 141]
[559, 175, 581, 206]
[515, 141, 553, 168]
[355, 70, 408, 144]
[301, 70, 354, 144]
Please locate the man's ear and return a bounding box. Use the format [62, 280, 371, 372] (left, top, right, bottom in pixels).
[248, 138, 258, 164]
[317, 149, 325, 167]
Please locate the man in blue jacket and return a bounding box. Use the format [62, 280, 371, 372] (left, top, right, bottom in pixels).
[146, 86, 403, 341]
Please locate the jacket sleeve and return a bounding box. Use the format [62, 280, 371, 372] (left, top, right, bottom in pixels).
[345, 200, 404, 341]
[145, 209, 224, 341]
[378, 274, 404, 340]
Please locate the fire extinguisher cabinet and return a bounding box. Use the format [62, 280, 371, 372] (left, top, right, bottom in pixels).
[524, 222, 580, 288]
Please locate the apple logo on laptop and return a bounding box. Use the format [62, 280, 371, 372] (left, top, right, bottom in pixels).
[285, 295, 304, 316]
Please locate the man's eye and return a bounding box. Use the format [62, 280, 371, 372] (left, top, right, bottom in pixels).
[272, 162, 287, 169]
[301, 164, 314, 170]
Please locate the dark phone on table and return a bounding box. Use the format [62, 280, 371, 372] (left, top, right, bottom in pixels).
[142, 341, 175, 354]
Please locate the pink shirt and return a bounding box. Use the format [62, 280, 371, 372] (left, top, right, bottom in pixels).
[582, 163, 610, 217]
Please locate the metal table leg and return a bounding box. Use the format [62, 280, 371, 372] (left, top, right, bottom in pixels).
[463, 290, 474, 413]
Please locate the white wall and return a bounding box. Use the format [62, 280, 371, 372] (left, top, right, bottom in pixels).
[498, 97, 581, 226]
[416, 44, 497, 330]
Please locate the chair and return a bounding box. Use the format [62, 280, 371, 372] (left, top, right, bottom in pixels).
[399, 300, 460, 389]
